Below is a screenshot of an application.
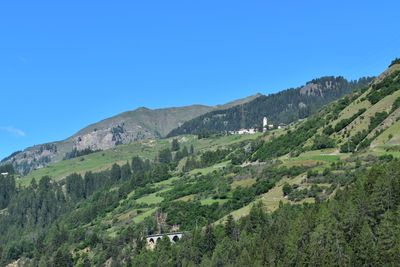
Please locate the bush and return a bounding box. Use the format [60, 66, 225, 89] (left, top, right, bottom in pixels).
[312, 134, 335, 150]
[282, 183, 293, 196]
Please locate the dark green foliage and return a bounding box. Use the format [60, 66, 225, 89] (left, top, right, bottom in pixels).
[158, 148, 172, 164]
[230, 149, 247, 165]
[312, 134, 335, 150]
[369, 111, 389, 131]
[224, 214, 237, 240]
[171, 138, 180, 151]
[182, 148, 230, 172]
[200, 149, 230, 166]
[392, 97, 400, 112]
[334, 108, 366, 132]
[0, 164, 15, 175]
[63, 147, 101, 160]
[121, 161, 132, 180]
[65, 173, 85, 200]
[0, 154, 175, 265]
[322, 125, 334, 135]
[332, 95, 352, 116]
[340, 130, 368, 152]
[168, 77, 373, 136]
[173, 145, 189, 163]
[161, 201, 221, 230]
[282, 182, 293, 196]
[53, 248, 73, 267]
[130, 159, 400, 266]
[0, 174, 16, 209]
[367, 70, 400, 104]
[110, 163, 121, 182]
[253, 117, 323, 160]
[287, 184, 324, 202]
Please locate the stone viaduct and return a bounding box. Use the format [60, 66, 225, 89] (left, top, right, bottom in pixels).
[146, 232, 183, 250]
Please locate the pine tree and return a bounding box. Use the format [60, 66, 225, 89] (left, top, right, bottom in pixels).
[376, 210, 400, 265]
[202, 224, 216, 255]
[158, 148, 172, 164]
[121, 161, 132, 180]
[110, 163, 122, 182]
[171, 138, 180, 151]
[352, 221, 377, 266]
[236, 248, 252, 267]
[225, 214, 236, 240]
[53, 247, 73, 267]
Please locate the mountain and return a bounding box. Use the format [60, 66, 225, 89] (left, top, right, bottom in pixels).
[1, 60, 400, 266]
[167, 76, 374, 137]
[1, 95, 259, 175]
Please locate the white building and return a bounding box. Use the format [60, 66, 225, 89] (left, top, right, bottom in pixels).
[278, 123, 287, 129]
[237, 128, 257, 135]
[263, 117, 268, 132]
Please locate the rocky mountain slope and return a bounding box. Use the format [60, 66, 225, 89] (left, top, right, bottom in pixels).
[1, 95, 259, 175]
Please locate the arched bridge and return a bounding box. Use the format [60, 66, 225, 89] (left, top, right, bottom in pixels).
[146, 232, 183, 249]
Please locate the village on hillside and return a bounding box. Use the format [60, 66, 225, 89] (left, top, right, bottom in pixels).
[228, 117, 287, 135]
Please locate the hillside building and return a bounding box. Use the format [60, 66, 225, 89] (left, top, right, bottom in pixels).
[278, 123, 287, 129]
[263, 117, 268, 132]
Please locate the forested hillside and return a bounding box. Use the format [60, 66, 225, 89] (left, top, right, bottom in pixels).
[168, 76, 373, 137]
[1, 61, 400, 266]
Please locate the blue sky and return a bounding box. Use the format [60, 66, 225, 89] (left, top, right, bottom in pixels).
[1, 0, 400, 159]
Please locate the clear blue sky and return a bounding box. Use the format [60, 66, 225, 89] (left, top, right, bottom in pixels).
[1, 0, 400, 159]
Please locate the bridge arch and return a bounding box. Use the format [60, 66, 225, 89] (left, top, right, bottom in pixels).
[146, 232, 183, 250]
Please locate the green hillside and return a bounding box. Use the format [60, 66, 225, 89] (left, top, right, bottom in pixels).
[167, 76, 373, 137]
[20, 133, 262, 186]
[1, 62, 400, 266]
[2, 95, 260, 176]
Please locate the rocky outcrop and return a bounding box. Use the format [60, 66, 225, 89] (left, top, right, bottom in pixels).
[2, 95, 259, 175]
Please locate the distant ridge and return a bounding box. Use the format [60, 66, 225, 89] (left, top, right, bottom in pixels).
[167, 76, 374, 137]
[1, 94, 259, 175]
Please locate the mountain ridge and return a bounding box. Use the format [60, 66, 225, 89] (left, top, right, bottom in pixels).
[167, 76, 374, 137]
[1, 95, 260, 175]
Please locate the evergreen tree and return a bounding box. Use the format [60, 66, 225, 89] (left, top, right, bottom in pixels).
[53, 248, 73, 267]
[202, 224, 216, 255]
[158, 148, 172, 164]
[110, 163, 122, 182]
[121, 161, 132, 181]
[352, 221, 377, 266]
[224, 214, 236, 240]
[376, 210, 400, 265]
[171, 138, 180, 151]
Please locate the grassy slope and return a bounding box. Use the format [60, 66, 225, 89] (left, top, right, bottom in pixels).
[216, 149, 347, 223]
[372, 119, 400, 148]
[346, 90, 400, 138]
[20, 133, 262, 186]
[330, 64, 400, 142]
